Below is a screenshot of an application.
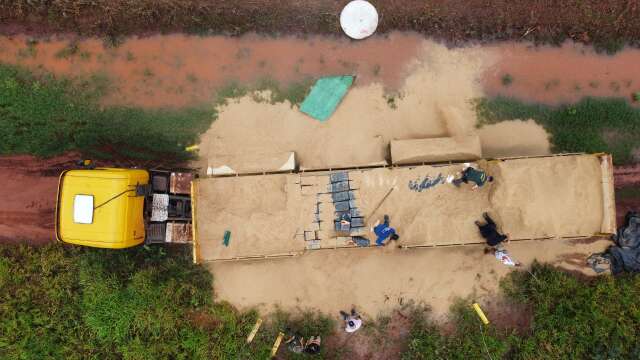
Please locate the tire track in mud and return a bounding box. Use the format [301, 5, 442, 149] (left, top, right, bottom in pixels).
[0, 153, 77, 245]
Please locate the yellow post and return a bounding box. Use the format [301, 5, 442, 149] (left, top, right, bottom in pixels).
[190, 180, 199, 264]
[472, 303, 490, 325]
[246, 318, 262, 344]
[271, 332, 284, 357]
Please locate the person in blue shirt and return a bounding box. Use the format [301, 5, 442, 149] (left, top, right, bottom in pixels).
[374, 214, 400, 246]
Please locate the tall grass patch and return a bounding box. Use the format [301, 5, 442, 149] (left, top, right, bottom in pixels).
[476, 97, 640, 164]
[402, 263, 640, 359]
[0, 244, 335, 359]
[0, 64, 213, 162]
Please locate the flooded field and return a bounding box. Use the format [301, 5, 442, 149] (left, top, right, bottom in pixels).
[3, 33, 640, 108]
[0, 33, 422, 107]
[482, 42, 640, 105]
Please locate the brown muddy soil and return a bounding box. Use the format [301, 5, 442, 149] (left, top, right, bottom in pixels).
[6, 34, 640, 110]
[614, 164, 640, 188]
[325, 309, 413, 360]
[0, 33, 422, 107]
[0, 154, 80, 245]
[1, 0, 639, 52]
[613, 166, 640, 224]
[483, 42, 640, 105]
[616, 197, 640, 225]
[481, 298, 532, 335]
[0, 153, 156, 245]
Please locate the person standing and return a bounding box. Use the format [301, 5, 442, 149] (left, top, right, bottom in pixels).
[340, 308, 362, 333]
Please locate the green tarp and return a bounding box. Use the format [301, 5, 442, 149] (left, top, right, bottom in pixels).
[300, 76, 354, 121]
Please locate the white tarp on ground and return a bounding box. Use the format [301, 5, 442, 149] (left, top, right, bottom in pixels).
[207, 152, 296, 176]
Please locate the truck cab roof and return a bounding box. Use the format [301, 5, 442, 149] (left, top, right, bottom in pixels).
[56, 168, 149, 249]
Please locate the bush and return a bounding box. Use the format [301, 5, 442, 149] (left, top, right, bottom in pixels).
[0, 64, 213, 163]
[403, 303, 512, 360]
[476, 97, 640, 164]
[0, 64, 316, 163]
[501, 262, 640, 359]
[403, 263, 640, 359]
[0, 243, 335, 359]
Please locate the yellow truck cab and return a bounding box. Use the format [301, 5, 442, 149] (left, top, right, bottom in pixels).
[56, 168, 193, 249]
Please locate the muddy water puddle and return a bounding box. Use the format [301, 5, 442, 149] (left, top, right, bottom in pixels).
[3, 33, 640, 162]
[482, 42, 640, 105]
[0, 33, 422, 108]
[3, 33, 640, 108]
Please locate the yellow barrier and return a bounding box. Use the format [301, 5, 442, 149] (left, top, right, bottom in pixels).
[472, 303, 490, 325]
[246, 318, 262, 344]
[191, 181, 199, 264]
[271, 332, 284, 357]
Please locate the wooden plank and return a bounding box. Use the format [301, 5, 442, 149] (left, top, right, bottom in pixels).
[271, 332, 284, 357]
[246, 318, 263, 343]
[599, 153, 617, 234]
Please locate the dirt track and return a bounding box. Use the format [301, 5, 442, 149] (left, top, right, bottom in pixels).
[4, 35, 640, 109]
[0, 154, 79, 244]
[208, 237, 611, 320]
[2, 0, 640, 51]
[614, 164, 640, 188]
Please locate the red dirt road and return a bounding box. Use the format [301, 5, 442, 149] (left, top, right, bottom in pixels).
[614, 164, 640, 188]
[0, 154, 79, 245]
[613, 165, 640, 225]
[482, 42, 640, 106]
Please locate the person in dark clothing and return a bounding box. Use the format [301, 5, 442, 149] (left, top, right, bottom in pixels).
[304, 336, 321, 354]
[475, 212, 507, 248]
[449, 163, 494, 190]
[284, 334, 322, 355]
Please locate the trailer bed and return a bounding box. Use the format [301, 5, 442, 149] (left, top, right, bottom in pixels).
[193, 153, 615, 262]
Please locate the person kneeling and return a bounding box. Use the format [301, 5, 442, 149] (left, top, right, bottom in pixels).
[374, 214, 400, 246]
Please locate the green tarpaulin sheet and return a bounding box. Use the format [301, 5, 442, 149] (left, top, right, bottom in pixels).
[300, 76, 354, 121]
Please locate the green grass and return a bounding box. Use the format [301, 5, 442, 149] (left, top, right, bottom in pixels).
[16, 39, 38, 59]
[0, 243, 334, 359]
[403, 262, 640, 359]
[0, 63, 214, 163]
[476, 96, 640, 164]
[615, 186, 640, 201]
[55, 42, 80, 59]
[255, 77, 313, 106]
[216, 77, 313, 107]
[402, 302, 513, 360]
[0, 63, 317, 162]
[501, 73, 513, 86]
[594, 37, 626, 55]
[502, 263, 640, 358]
[3, 245, 640, 358]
